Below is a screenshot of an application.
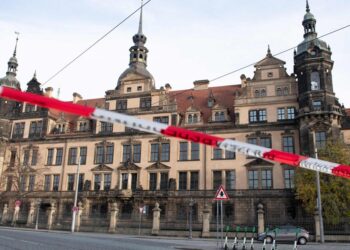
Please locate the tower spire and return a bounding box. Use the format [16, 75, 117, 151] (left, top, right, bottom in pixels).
[306, 0, 310, 13]
[138, 0, 143, 34]
[267, 45, 272, 57]
[13, 31, 19, 57]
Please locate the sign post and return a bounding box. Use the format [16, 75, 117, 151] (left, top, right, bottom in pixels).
[138, 206, 144, 236]
[214, 185, 230, 249]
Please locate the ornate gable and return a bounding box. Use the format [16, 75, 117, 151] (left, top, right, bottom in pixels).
[91, 164, 113, 172]
[244, 158, 274, 167]
[145, 162, 171, 170]
[117, 161, 141, 171]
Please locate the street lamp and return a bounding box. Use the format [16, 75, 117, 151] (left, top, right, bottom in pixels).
[188, 198, 194, 239]
[313, 132, 325, 243]
[35, 198, 41, 230]
[71, 156, 81, 233]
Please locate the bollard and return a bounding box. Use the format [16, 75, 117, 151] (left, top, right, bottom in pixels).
[292, 240, 298, 250]
[262, 238, 266, 250]
[270, 240, 276, 250]
[249, 237, 254, 250]
[232, 237, 237, 250]
[224, 235, 228, 250]
[242, 237, 246, 250]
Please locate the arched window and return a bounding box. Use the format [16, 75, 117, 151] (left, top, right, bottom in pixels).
[188, 114, 193, 124]
[254, 90, 260, 97]
[283, 87, 289, 95]
[219, 112, 225, 121]
[310, 72, 320, 90]
[260, 89, 266, 97]
[215, 112, 220, 121]
[79, 123, 83, 131]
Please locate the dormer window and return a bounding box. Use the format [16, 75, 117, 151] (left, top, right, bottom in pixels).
[283, 87, 289, 95]
[117, 100, 127, 110]
[254, 88, 266, 97]
[79, 121, 89, 132]
[188, 114, 199, 124]
[56, 124, 66, 134]
[214, 111, 225, 122]
[25, 104, 36, 113]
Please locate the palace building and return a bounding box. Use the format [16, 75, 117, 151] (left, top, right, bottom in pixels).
[0, 2, 349, 235]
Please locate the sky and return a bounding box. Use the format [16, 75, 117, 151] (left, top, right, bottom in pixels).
[0, 0, 349, 106]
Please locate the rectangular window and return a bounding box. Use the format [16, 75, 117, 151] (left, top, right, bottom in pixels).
[260, 137, 272, 148]
[249, 110, 257, 123]
[25, 104, 35, 112]
[282, 136, 294, 153]
[191, 142, 200, 160]
[140, 97, 151, 109]
[133, 144, 141, 163]
[178, 172, 187, 190]
[117, 100, 127, 110]
[104, 173, 111, 191]
[121, 173, 128, 189]
[261, 169, 272, 189]
[95, 146, 104, 164]
[53, 175, 60, 191]
[20, 175, 26, 192]
[28, 175, 35, 192]
[160, 172, 168, 190]
[79, 147, 87, 165]
[161, 143, 170, 161]
[13, 122, 24, 138]
[284, 169, 295, 189]
[44, 175, 51, 191]
[55, 148, 63, 165]
[9, 150, 16, 168]
[47, 148, 54, 165]
[78, 174, 84, 191]
[105, 145, 114, 164]
[225, 150, 236, 159]
[23, 150, 30, 166]
[151, 144, 159, 162]
[94, 174, 101, 191]
[131, 173, 137, 190]
[312, 100, 322, 110]
[247, 138, 257, 145]
[213, 171, 222, 190]
[190, 171, 199, 190]
[31, 149, 38, 166]
[29, 121, 42, 137]
[68, 148, 77, 165]
[179, 142, 188, 161]
[248, 170, 258, 189]
[213, 148, 222, 160]
[259, 110, 267, 121]
[287, 107, 295, 119]
[171, 114, 177, 126]
[67, 174, 75, 191]
[277, 108, 285, 120]
[101, 122, 113, 133]
[226, 171, 235, 190]
[153, 116, 169, 124]
[123, 144, 131, 162]
[149, 173, 157, 191]
[315, 131, 327, 149]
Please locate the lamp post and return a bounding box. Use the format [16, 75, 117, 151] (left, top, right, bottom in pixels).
[189, 198, 194, 239]
[314, 147, 325, 243]
[71, 156, 81, 233]
[35, 199, 41, 230]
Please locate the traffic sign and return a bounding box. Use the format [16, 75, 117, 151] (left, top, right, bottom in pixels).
[214, 185, 229, 200]
[72, 206, 79, 212]
[15, 200, 21, 207]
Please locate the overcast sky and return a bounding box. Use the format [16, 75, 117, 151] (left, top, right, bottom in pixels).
[0, 0, 349, 106]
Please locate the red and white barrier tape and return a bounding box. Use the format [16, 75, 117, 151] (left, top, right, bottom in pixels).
[0, 86, 349, 179]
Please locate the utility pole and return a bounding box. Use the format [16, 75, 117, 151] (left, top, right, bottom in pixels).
[314, 146, 325, 243]
[71, 156, 81, 233]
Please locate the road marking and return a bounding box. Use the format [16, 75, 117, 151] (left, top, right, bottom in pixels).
[0, 235, 16, 241]
[20, 239, 40, 245]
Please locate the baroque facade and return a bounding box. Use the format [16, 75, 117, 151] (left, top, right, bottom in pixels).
[0, 2, 349, 234]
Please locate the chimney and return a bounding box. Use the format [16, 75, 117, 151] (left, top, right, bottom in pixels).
[193, 79, 209, 90]
[44, 87, 54, 98]
[165, 83, 172, 93]
[73, 92, 83, 104]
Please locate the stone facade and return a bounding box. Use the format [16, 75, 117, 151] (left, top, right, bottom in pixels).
[0, 2, 349, 235]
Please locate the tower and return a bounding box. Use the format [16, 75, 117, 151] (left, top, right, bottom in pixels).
[294, 1, 343, 155]
[115, 0, 155, 93]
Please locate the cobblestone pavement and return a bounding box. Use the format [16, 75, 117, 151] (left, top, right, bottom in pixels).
[0, 227, 349, 250]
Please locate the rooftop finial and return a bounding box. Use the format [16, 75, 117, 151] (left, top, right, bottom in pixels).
[138, 0, 143, 34]
[33, 70, 37, 79]
[267, 44, 272, 56]
[306, 0, 310, 13]
[13, 31, 19, 57]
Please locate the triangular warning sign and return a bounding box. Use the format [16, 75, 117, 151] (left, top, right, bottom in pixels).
[214, 185, 229, 200]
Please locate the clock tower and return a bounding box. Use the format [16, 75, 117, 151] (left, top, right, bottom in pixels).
[294, 1, 343, 155]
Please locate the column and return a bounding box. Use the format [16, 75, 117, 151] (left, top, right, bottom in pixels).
[314, 209, 320, 242]
[151, 202, 161, 235]
[201, 203, 211, 237]
[47, 201, 57, 230]
[26, 201, 36, 225]
[76, 201, 83, 232]
[108, 202, 119, 233]
[1, 204, 8, 224]
[257, 203, 265, 234]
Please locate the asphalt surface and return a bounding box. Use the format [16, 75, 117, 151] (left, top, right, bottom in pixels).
[0, 227, 350, 250]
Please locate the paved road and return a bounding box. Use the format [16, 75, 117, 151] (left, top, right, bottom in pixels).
[0, 227, 350, 250]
